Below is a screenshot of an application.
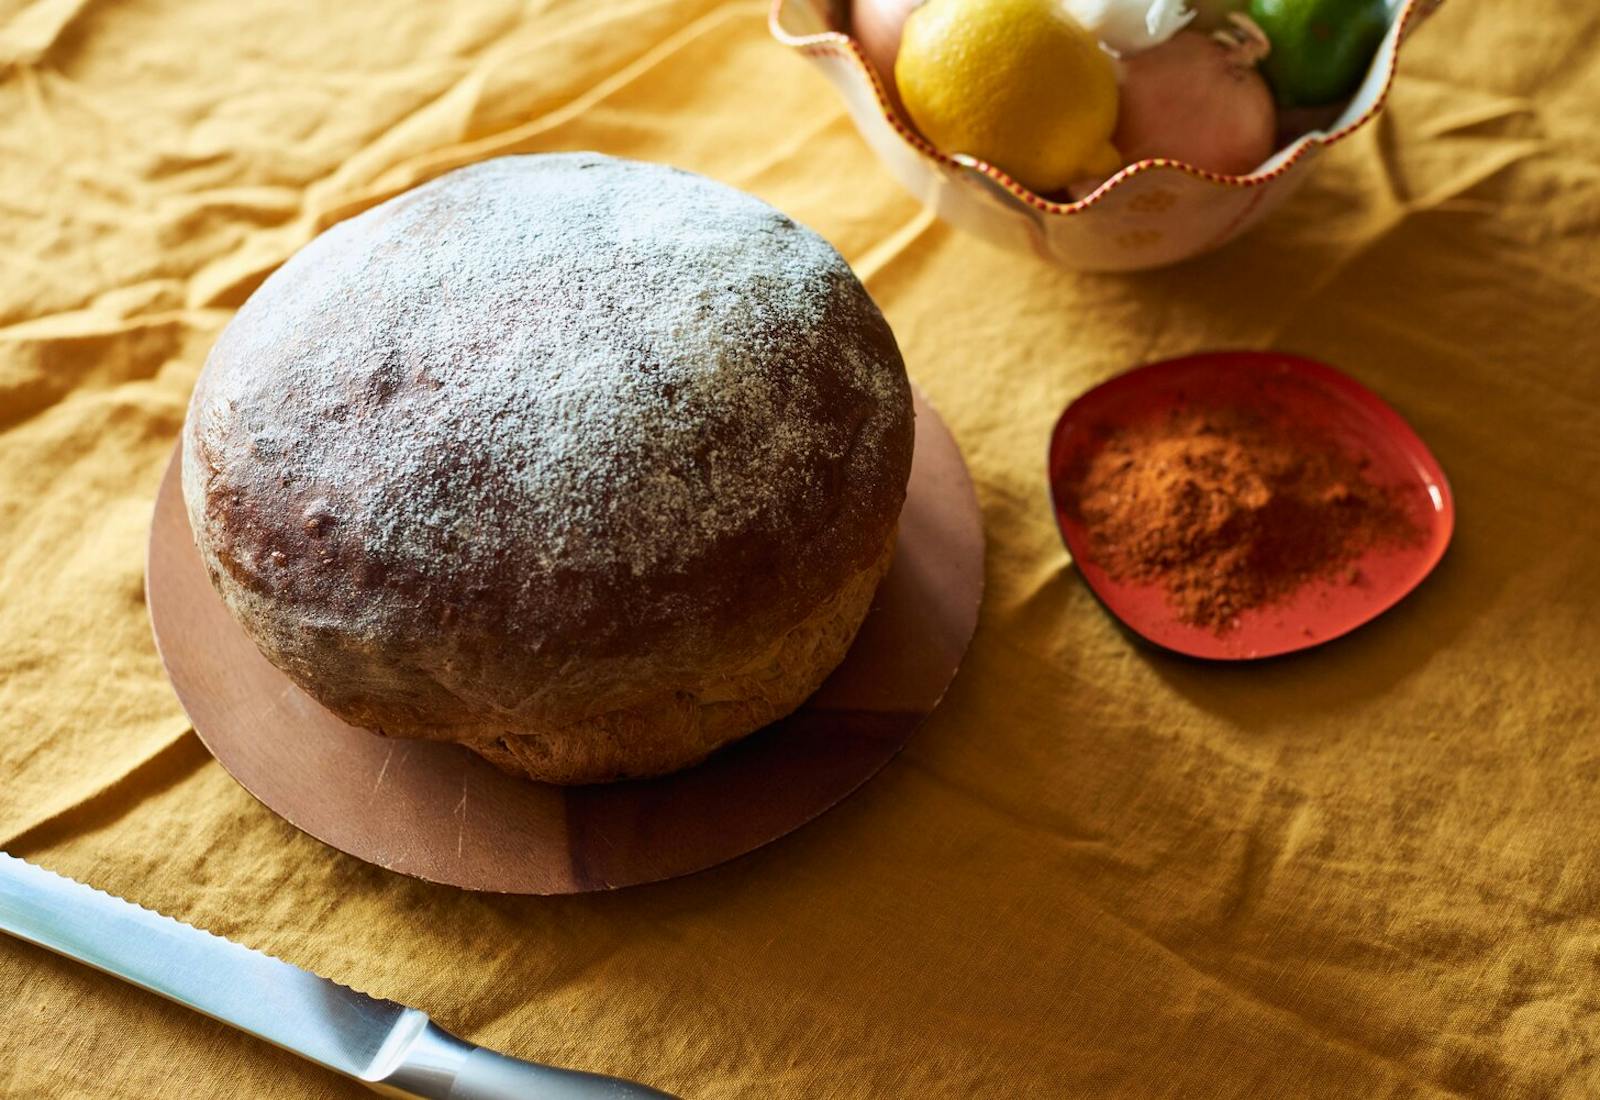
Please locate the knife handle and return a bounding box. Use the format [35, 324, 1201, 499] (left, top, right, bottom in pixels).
[371, 1019, 678, 1100]
[447, 1048, 678, 1099]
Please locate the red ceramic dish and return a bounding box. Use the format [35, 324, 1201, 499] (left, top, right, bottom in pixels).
[1048, 351, 1454, 660]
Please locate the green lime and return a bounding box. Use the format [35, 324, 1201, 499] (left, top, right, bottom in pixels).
[1248, 0, 1391, 107]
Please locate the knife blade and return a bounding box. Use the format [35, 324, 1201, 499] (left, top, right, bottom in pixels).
[0, 853, 676, 1098]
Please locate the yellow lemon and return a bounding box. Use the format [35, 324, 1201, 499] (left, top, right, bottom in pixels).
[896, 0, 1122, 194]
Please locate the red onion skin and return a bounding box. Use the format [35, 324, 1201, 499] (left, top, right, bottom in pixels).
[1113, 30, 1277, 177]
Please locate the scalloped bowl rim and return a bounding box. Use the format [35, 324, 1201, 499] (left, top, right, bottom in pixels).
[769, 0, 1434, 215]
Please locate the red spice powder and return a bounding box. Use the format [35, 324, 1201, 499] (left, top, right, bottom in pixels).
[1069, 406, 1422, 633]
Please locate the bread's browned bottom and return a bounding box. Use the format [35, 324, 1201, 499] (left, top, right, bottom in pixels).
[369, 530, 896, 785]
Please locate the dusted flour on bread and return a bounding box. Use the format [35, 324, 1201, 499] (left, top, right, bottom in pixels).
[201, 154, 901, 580]
[182, 154, 914, 782]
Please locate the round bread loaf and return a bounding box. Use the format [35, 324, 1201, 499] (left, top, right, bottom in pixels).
[182, 153, 914, 784]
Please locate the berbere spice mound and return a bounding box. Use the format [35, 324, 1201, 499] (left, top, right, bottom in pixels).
[1068, 406, 1422, 632]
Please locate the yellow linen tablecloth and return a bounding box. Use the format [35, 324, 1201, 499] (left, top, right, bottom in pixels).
[3, 1, 1599, 1096]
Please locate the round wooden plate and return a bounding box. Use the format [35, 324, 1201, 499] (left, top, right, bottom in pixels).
[147, 390, 983, 893]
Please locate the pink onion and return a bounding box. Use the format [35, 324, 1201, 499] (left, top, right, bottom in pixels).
[1113, 24, 1276, 176]
[852, 0, 921, 104]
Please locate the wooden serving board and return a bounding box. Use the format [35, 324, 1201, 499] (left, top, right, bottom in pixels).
[145, 390, 984, 893]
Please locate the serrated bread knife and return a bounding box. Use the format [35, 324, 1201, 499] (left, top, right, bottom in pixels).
[0, 853, 676, 1098]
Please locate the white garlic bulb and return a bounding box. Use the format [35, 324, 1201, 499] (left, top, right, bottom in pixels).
[1061, 0, 1195, 55]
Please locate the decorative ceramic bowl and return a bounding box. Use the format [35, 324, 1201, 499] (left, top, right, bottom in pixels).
[770, 0, 1445, 271]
